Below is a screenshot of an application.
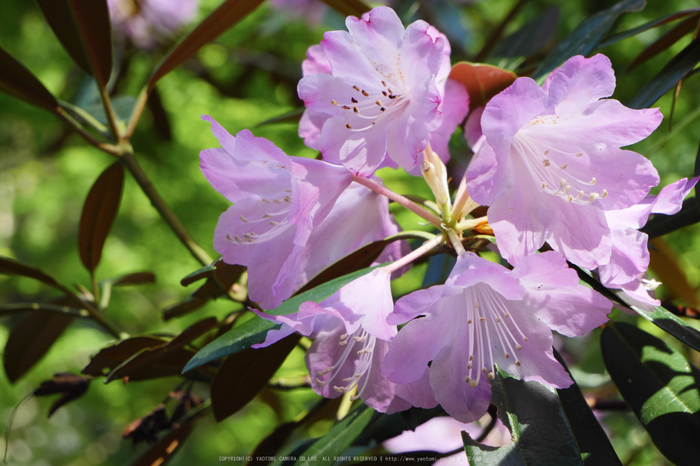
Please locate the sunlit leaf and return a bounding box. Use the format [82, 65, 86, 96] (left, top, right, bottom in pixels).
[628, 36, 700, 109]
[601, 322, 700, 465]
[492, 6, 560, 58]
[532, 0, 646, 80]
[183, 266, 378, 373]
[0, 45, 58, 112]
[35, 0, 113, 87]
[449, 62, 517, 112]
[3, 309, 74, 383]
[464, 370, 583, 466]
[210, 334, 299, 422]
[78, 162, 124, 273]
[148, 0, 266, 91]
[599, 7, 700, 48]
[297, 404, 378, 466]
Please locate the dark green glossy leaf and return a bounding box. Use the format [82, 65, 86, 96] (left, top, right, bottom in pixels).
[625, 15, 699, 72]
[628, 37, 700, 109]
[464, 371, 583, 466]
[598, 7, 700, 48]
[553, 349, 621, 466]
[297, 404, 378, 466]
[148, 0, 266, 91]
[83, 95, 137, 125]
[532, 0, 646, 80]
[78, 163, 124, 272]
[210, 334, 299, 422]
[0, 45, 58, 112]
[35, 0, 113, 86]
[601, 322, 700, 465]
[492, 6, 560, 58]
[182, 266, 377, 373]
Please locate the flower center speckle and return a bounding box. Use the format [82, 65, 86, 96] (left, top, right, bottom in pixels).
[331, 80, 409, 132]
[315, 328, 376, 400]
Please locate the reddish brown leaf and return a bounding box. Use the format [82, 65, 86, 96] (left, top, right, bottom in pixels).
[0, 45, 58, 112]
[130, 413, 202, 466]
[111, 272, 157, 287]
[78, 162, 124, 272]
[104, 318, 218, 383]
[649, 237, 700, 308]
[34, 372, 91, 417]
[627, 15, 700, 72]
[180, 264, 215, 287]
[317, 0, 371, 17]
[449, 62, 518, 112]
[162, 297, 209, 321]
[3, 310, 74, 383]
[148, 0, 266, 91]
[0, 256, 68, 292]
[210, 335, 300, 422]
[123, 404, 172, 446]
[82, 336, 167, 377]
[35, 0, 113, 86]
[170, 392, 202, 424]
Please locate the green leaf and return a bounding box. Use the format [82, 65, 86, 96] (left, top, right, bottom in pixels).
[78, 163, 124, 273]
[625, 15, 699, 72]
[296, 405, 378, 466]
[148, 0, 266, 91]
[532, 0, 646, 80]
[492, 6, 560, 58]
[182, 266, 378, 373]
[464, 371, 583, 466]
[628, 37, 700, 109]
[553, 349, 621, 466]
[35, 0, 113, 87]
[601, 322, 700, 465]
[0, 45, 58, 112]
[598, 7, 700, 49]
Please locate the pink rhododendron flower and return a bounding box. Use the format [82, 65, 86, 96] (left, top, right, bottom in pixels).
[199, 116, 353, 309]
[298, 6, 459, 176]
[108, 0, 198, 49]
[383, 251, 611, 422]
[253, 270, 412, 413]
[599, 177, 698, 289]
[466, 54, 662, 270]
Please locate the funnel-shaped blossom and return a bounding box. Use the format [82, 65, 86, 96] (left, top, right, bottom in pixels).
[466, 54, 662, 269]
[599, 177, 698, 288]
[200, 116, 352, 309]
[383, 251, 611, 423]
[298, 6, 452, 176]
[253, 269, 412, 413]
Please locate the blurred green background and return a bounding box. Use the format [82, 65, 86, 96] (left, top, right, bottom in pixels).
[1, 0, 700, 464]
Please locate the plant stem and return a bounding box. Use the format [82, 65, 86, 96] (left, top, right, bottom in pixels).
[124, 88, 149, 139]
[99, 85, 121, 141]
[120, 148, 213, 266]
[56, 108, 121, 156]
[383, 234, 444, 275]
[351, 174, 443, 228]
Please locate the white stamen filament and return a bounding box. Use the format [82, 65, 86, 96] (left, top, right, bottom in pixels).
[316, 328, 376, 401]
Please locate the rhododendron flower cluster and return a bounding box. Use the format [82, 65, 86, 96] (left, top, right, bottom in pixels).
[108, 0, 198, 49]
[199, 5, 692, 427]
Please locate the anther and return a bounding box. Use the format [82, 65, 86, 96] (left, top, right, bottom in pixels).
[353, 106, 359, 113]
[341, 105, 350, 110]
[482, 367, 487, 373]
[353, 85, 360, 92]
[362, 90, 369, 97]
[474, 302, 479, 308]
[380, 107, 385, 112]
[351, 97, 358, 103]
[516, 344, 522, 350]
[469, 355, 474, 361]
[488, 372, 495, 380]
[263, 214, 272, 218]
[269, 221, 279, 226]
[468, 319, 473, 324]
[523, 337, 529, 342]
[333, 386, 345, 393]
[588, 193, 599, 202]
[375, 100, 382, 106]
[239, 215, 249, 223]
[480, 317, 486, 322]
[382, 91, 388, 96]
[388, 95, 397, 99]
[346, 124, 352, 129]
[515, 361, 521, 366]
[560, 163, 568, 170]
[465, 376, 472, 383]
[505, 353, 510, 359]
[566, 195, 574, 202]
[331, 100, 338, 106]
[262, 198, 271, 203]
[590, 177, 597, 185]
[541, 182, 546, 190]
[467, 363, 472, 369]
[504, 313, 510, 318]
[496, 317, 501, 323]
[576, 191, 584, 200]
[543, 159, 551, 167]
[601, 189, 608, 198]
[273, 199, 283, 204]
[352, 336, 365, 342]
[315, 378, 326, 385]
[576, 153, 583, 157]
[544, 150, 550, 155]
[469, 380, 477, 387]
[381, 81, 386, 87]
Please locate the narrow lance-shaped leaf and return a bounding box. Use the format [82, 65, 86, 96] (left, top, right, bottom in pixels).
[601, 322, 700, 466]
[492, 6, 560, 58]
[0, 256, 71, 293]
[598, 7, 700, 48]
[532, 0, 646, 80]
[210, 334, 299, 422]
[297, 404, 378, 466]
[0, 46, 58, 112]
[625, 14, 700, 72]
[628, 36, 700, 109]
[35, 0, 113, 87]
[463, 370, 583, 466]
[553, 349, 621, 466]
[148, 0, 267, 91]
[78, 162, 124, 273]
